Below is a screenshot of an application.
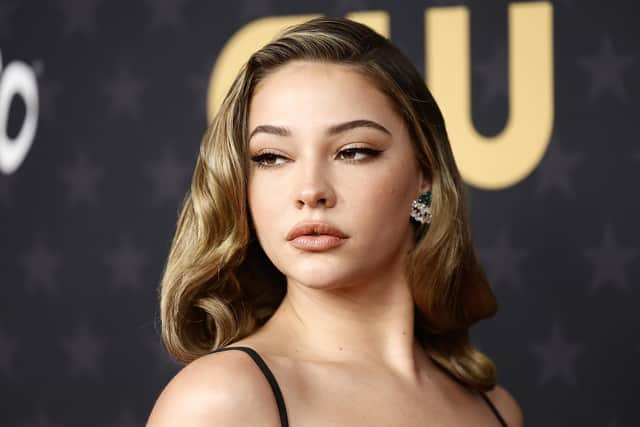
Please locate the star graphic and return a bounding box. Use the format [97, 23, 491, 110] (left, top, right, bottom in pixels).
[18, 238, 61, 293]
[144, 145, 190, 205]
[104, 65, 148, 120]
[476, 43, 508, 106]
[0, 0, 19, 38]
[529, 321, 582, 387]
[61, 152, 104, 208]
[18, 408, 61, 427]
[144, 0, 189, 31]
[103, 236, 148, 292]
[583, 224, 638, 293]
[478, 228, 528, 292]
[578, 34, 635, 102]
[535, 139, 584, 197]
[61, 323, 105, 379]
[62, 152, 104, 207]
[0, 326, 19, 377]
[57, 0, 103, 37]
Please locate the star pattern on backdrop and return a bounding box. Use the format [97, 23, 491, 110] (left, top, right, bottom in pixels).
[61, 323, 105, 379]
[144, 145, 190, 204]
[535, 139, 584, 197]
[478, 228, 528, 292]
[578, 34, 635, 102]
[0, 326, 19, 377]
[61, 152, 105, 208]
[583, 224, 638, 293]
[104, 65, 148, 120]
[530, 321, 583, 387]
[144, 0, 189, 32]
[57, 0, 103, 37]
[2, 2, 639, 425]
[476, 43, 508, 106]
[0, 0, 19, 38]
[103, 236, 149, 292]
[18, 238, 61, 294]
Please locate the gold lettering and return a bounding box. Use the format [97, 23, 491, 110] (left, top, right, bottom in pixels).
[207, 6, 553, 189]
[425, 2, 554, 189]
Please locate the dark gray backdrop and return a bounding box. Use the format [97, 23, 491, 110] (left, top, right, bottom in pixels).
[1, 0, 638, 426]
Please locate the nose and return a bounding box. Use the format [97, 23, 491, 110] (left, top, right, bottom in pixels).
[294, 159, 337, 210]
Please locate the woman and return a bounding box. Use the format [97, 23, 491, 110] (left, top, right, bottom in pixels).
[147, 17, 524, 426]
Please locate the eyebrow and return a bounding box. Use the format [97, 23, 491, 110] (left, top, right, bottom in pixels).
[248, 119, 392, 141]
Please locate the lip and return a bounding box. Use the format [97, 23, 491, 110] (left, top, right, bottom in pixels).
[286, 221, 348, 251]
[286, 221, 348, 240]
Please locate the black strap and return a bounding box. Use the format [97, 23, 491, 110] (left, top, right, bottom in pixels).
[210, 346, 289, 427]
[480, 391, 508, 427]
[212, 346, 504, 427]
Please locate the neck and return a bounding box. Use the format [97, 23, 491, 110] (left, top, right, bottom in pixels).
[262, 260, 429, 381]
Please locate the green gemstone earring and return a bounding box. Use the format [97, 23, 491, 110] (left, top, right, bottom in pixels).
[410, 191, 432, 224]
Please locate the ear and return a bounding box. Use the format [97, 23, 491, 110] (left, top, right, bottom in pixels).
[417, 170, 432, 194]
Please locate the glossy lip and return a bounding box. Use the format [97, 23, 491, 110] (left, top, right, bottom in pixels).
[286, 221, 348, 241]
[288, 235, 347, 251]
[286, 221, 349, 252]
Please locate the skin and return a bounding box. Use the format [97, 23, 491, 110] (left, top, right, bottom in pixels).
[147, 61, 524, 427]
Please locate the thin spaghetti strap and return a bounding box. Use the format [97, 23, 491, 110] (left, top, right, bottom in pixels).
[480, 391, 508, 427]
[210, 346, 289, 427]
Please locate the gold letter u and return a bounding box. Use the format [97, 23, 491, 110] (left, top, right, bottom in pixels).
[426, 2, 554, 190]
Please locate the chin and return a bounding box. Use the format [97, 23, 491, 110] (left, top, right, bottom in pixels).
[285, 265, 359, 290]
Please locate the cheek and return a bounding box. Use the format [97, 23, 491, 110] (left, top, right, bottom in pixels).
[247, 175, 289, 250]
[249, 179, 273, 219]
[349, 164, 416, 227]
[358, 189, 410, 241]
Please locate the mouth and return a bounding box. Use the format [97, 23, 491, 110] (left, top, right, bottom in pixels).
[286, 221, 348, 251]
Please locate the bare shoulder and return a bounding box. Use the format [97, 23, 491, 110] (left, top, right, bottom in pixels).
[146, 349, 282, 427]
[485, 384, 524, 427]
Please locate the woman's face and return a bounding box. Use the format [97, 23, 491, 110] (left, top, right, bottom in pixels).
[247, 60, 429, 290]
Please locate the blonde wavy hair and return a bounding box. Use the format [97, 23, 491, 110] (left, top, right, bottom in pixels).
[160, 16, 499, 391]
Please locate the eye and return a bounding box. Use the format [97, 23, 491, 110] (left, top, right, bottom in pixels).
[336, 147, 383, 162]
[250, 152, 288, 168]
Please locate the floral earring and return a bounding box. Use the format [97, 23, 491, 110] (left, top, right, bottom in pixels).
[410, 191, 432, 224]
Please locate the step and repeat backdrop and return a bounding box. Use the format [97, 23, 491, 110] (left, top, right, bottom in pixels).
[1, 0, 638, 425]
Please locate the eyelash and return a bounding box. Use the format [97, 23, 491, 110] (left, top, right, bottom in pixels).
[250, 147, 383, 169]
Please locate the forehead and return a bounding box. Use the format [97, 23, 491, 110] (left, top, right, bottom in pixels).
[248, 61, 401, 130]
